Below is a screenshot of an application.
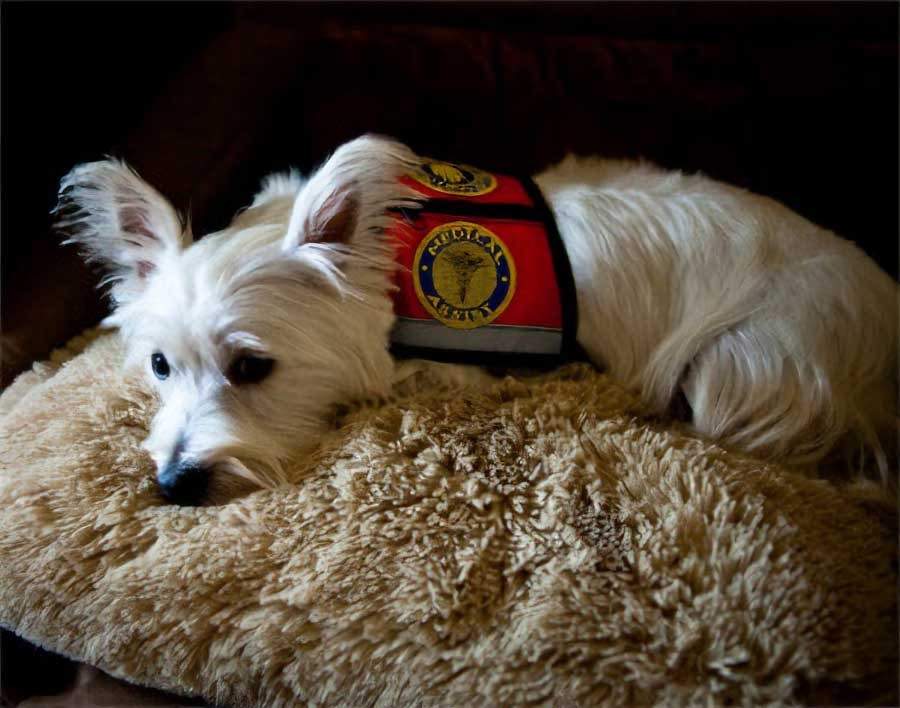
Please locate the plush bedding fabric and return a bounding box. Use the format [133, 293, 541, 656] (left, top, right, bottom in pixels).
[0, 332, 896, 706]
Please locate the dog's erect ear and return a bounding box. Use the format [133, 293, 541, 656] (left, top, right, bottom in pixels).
[281, 135, 420, 254]
[284, 178, 359, 247]
[55, 159, 190, 305]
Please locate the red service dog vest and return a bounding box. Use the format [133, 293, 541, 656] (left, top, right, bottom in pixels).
[388, 159, 577, 367]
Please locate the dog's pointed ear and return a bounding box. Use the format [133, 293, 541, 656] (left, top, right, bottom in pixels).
[55, 159, 190, 305]
[281, 135, 420, 254]
[283, 178, 359, 248]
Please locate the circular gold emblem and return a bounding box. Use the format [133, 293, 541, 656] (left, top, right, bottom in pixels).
[409, 159, 497, 197]
[413, 221, 516, 329]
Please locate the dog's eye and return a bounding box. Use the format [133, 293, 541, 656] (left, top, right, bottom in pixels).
[229, 355, 274, 385]
[151, 352, 170, 380]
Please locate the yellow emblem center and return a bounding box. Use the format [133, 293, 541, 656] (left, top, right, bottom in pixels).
[432, 241, 497, 309]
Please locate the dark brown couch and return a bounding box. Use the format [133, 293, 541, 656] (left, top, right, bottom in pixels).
[2, 3, 897, 705]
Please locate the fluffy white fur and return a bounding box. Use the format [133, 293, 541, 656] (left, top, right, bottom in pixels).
[56, 135, 897, 496]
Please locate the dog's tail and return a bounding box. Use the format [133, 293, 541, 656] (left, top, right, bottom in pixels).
[640, 243, 897, 484]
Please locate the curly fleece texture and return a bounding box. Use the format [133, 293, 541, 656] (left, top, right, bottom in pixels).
[0, 332, 896, 706]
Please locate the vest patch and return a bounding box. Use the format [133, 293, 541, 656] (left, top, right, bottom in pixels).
[413, 220, 516, 330]
[408, 160, 497, 197]
[389, 159, 577, 367]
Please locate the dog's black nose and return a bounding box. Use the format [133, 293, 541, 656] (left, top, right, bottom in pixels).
[157, 460, 208, 506]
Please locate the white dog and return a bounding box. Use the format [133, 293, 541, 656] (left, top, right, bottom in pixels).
[56, 135, 897, 504]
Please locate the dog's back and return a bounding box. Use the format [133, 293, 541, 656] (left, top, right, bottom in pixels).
[536, 156, 897, 478]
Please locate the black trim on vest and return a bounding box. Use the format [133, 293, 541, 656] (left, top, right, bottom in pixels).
[389, 343, 565, 370]
[518, 175, 579, 363]
[392, 200, 543, 223]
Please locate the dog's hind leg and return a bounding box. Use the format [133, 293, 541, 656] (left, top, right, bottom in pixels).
[678, 325, 895, 480]
[679, 329, 836, 464]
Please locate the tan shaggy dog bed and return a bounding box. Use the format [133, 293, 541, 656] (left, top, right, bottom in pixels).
[0, 332, 896, 706]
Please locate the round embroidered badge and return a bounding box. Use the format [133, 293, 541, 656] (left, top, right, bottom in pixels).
[413, 221, 516, 329]
[409, 160, 498, 197]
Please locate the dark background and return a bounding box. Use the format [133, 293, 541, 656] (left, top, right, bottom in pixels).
[1, 2, 898, 704]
